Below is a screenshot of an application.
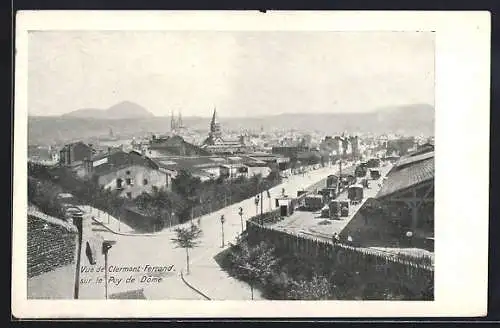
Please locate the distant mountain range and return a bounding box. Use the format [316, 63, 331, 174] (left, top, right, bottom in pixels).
[61, 101, 155, 119]
[28, 103, 434, 145]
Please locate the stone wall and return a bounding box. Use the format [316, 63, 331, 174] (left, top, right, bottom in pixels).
[27, 215, 77, 278]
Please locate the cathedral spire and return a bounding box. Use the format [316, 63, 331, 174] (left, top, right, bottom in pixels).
[178, 111, 183, 127]
[211, 107, 217, 126]
[209, 107, 222, 139]
[170, 110, 175, 131]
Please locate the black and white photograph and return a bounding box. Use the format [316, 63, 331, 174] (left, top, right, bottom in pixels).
[12, 11, 489, 318]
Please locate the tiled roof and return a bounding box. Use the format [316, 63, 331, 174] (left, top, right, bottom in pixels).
[376, 157, 434, 199]
[92, 151, 158, 176]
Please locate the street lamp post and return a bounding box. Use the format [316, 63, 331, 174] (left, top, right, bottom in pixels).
[238, 207, 244, 233]
[220, 215, 226, 247]
[72, 213, 83, 299]
[102, 240, 116, 299]
[260, 185, 264, 224]
[254, 195, 259, 217]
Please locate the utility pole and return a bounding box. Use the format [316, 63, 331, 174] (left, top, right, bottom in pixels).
[72, 213, 83, 299]
[102, 240, 116, 300]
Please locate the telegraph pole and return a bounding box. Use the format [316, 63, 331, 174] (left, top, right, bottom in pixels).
[72, 213, 83, 299]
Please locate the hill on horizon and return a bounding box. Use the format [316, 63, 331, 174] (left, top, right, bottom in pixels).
[28, 103, 434, 145]
[61, 101, 155, 119]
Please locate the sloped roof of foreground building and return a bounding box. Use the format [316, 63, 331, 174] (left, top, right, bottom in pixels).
[376, 151, 434, 200]
[91, 151, 160, 176]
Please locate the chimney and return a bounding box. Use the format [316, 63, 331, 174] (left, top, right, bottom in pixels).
[84, 158, 94, 176]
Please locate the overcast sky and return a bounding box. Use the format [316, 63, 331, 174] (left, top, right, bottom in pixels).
[28, 31, 434, 117]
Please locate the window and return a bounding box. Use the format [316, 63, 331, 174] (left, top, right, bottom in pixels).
[126, 192, 132, 199]
[126, 178, 132, 185]
[116, 178, 123, 189]
[126, 170, 131, 175]
[143, 179, 148, 185]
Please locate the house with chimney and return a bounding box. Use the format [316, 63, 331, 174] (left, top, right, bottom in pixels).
[59, 141, 94, 167]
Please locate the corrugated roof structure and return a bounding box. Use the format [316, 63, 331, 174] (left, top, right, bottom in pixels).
[395, 151, 434, 168]
[376, 155, 434, 199]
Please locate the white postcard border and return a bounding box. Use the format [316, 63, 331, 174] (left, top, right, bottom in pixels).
[12, 10, 491, 318]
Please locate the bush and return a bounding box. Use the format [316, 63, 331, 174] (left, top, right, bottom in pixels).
[28, 176, 65, 219]
[220, 236, 427, 300]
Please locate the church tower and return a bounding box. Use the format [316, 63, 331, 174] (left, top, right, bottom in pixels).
[209, 107, 222, 140]
[170, 110, 176, 132]
[178, 111, 183, 128]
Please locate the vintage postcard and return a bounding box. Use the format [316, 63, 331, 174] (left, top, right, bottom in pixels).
[12, 11, 490, 318]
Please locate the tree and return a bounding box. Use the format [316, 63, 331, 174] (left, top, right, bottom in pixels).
[110, 193, 126, 217]
[150, 188, 170, 221]
[287, 274, 331, 300]
[172, 169, 201, 198]
[230, 241, 278, 299]
[265, 163, 281, 183]
[135, 192, 151, 211]
[171, 224, 202, 275]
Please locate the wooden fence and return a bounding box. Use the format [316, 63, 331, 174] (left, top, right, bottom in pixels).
[246, 220, 433, 296]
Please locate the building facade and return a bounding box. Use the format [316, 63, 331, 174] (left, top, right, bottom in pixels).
[96, 164, 170, 199]
[82, 150, 173, 198]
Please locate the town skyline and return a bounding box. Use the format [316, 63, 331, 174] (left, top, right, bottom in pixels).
[28, 31, 434, 117]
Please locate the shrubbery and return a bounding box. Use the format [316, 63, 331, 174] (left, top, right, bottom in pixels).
[173, 169, 282, 221]
[220, 235, 431, 300]
[28, 176, 66, 219]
